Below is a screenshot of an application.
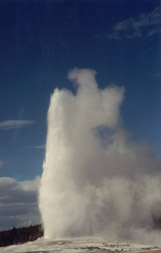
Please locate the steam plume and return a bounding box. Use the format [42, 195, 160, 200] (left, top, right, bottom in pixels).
[39, 68, 161, 245]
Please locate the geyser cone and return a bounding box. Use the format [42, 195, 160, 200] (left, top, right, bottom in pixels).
[39, 68, 161, 245]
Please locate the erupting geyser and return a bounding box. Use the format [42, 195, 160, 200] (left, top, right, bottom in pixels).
[39, 68, 161, 245]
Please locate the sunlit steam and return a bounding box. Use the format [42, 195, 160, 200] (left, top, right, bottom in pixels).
[39, 68, 161, 245]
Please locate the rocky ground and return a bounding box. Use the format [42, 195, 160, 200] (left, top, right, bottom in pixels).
[0, 225, 161, 253]
[1, 237, 161, 253]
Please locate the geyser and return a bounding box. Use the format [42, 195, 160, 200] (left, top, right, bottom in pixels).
[39, 68, 161, 245]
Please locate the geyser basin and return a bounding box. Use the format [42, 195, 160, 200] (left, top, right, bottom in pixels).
[2, 237, 161, 252]
[39, 68, 161, 245]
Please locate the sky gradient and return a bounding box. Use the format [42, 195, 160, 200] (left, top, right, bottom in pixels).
[0, 0, 160, 230]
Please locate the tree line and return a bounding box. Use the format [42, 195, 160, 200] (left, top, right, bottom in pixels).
[0, 224, 43, 247]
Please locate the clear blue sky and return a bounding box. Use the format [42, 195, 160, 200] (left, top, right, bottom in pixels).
[0, 0, 160, 181]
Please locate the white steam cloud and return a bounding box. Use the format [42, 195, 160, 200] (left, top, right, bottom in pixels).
[39, 68, 161, 245]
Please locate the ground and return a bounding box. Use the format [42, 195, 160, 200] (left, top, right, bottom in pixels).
[1, 237, 161, 253]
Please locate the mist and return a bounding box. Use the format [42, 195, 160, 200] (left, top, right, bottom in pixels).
[39, 68, 161, 245]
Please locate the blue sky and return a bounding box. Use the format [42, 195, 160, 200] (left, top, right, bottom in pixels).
[0, 0, 160, 230]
